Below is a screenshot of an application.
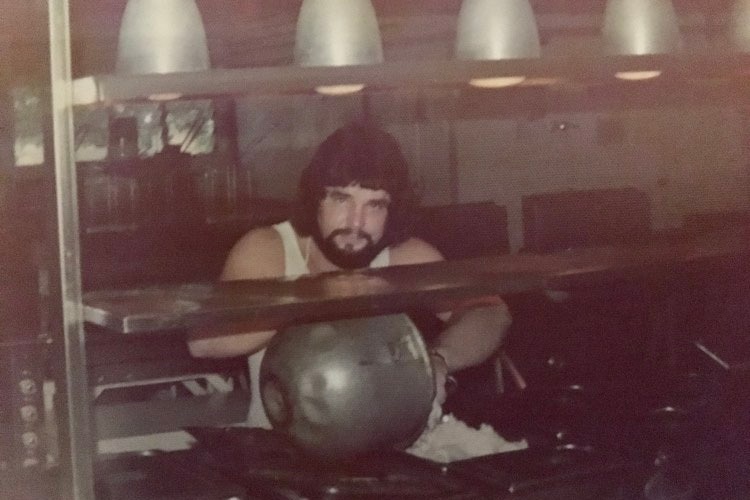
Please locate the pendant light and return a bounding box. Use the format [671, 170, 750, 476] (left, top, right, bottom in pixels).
[455, 0, 541, 88]
[602, 0, 682, 81]
[730, 0, 750, 52]
[116, 0, 210, 96]
[294, 0, 383, 95]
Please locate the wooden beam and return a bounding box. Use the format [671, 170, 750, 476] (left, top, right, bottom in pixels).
[71, 52, 750, 105]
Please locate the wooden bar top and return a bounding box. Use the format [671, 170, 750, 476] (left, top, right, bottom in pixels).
[83, 231, 748, 334]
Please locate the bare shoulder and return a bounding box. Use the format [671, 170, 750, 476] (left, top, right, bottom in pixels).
[388, 237, 444, 266]
[221, 226, 284, 280]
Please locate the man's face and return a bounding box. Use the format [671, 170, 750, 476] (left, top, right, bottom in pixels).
[314, 184, 391, 269]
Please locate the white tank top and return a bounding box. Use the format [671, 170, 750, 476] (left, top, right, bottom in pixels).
[247, 221, 390, 428]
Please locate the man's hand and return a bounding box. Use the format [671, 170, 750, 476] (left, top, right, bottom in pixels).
[426, 350, 451, 429]
[430, 350, 449, 407]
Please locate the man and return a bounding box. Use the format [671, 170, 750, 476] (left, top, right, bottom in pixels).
[188, 122, 511, 428]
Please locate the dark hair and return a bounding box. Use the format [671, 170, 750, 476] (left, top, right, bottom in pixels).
[290, 122, 417, 246]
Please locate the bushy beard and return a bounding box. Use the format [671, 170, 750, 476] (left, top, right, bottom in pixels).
[312, 227, 387, 270]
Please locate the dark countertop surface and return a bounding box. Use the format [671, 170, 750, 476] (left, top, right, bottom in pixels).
[83, 230, 748, 334]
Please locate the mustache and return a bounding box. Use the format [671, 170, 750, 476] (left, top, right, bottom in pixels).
[327, 228, 374, 246]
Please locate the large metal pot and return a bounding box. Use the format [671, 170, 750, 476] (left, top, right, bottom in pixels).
[260, 313, 435, 458]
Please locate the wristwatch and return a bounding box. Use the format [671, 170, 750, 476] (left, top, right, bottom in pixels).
[429, 349, 458, 395]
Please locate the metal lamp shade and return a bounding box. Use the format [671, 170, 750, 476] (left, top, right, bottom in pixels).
[115, 0, 210, 75]
[731, 0, 750, 52]
[602, 0, 682, 55]
[294, 0, 384, 67]
[455, 0, 541, 61]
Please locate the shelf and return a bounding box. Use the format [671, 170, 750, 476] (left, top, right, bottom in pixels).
[72, 53, 750, 104]
[83, 230, 748, 334]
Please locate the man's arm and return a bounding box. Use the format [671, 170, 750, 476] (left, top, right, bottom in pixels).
[187, 227, 284, 358]
[389, 238, 512, 373]
[431, 298, 511, 373]
[187, 327, 276, 358]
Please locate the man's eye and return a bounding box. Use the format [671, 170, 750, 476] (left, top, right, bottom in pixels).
[370, 200, 390, 209]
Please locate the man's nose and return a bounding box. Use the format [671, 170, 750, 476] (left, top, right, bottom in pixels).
[347, 203, 366, 228]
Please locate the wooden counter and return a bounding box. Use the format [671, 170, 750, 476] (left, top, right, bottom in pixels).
[83, 231, 748, 334]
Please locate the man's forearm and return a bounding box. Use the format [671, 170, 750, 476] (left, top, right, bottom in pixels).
[431, 303, 511, 373]
[188, 328, 276, 358]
